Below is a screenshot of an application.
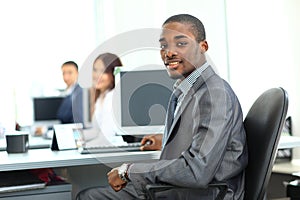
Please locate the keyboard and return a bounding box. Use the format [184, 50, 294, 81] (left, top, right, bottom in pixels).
[78, 142, 142, 154]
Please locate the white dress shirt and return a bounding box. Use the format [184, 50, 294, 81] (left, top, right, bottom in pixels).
[92, 89, 117, 138]
[82, 89, 124, 147]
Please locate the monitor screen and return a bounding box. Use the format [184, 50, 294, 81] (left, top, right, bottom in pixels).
[113, 65, 176, 135]
[33, 97, 64, 121]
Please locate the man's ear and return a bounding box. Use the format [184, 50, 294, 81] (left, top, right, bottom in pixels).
[200, 40, 208, 53]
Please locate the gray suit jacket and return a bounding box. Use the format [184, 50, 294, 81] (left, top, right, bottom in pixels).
[129, 66, 248, 200]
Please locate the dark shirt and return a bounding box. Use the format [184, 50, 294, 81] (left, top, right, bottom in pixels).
[57, 83, 83, 124]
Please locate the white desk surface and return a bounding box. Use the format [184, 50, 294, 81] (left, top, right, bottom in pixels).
[278, 135, 300, 149]
[273, 135, 300, 175]
[0, 148, 160, 172]
[273, 159, 300, 175]
[0, 135, 299, 172]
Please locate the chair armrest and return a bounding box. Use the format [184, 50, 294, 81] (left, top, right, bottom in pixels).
[145, 182, 228, 200]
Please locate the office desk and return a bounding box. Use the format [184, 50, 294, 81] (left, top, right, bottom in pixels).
[273, 159, 300, 175]
[268, 160, 300, 199]
[0, 148, 160, 171]
[0, 135, 298, 199]
[268, 136, 300, 199]
[278, 135, 300, 149]
[0, 148, 160, 199]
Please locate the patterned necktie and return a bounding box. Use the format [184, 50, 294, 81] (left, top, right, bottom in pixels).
[163, 89, 181, 148]
[166, 89, 181, 130]
[170, 92, 179, 120]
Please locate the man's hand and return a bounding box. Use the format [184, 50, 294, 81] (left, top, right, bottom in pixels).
[140, 134, 163, 151]
[107, 168, 127, 192]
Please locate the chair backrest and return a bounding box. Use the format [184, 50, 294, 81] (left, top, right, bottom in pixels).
[244, 87, 288, 200]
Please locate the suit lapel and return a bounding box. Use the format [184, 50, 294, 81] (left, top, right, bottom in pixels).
[163, 66, 215, 148]
[168, 94, 192, 134]
[164, 78, 201, 146]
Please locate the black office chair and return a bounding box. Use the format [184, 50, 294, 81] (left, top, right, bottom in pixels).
[146, 87, 289, 200]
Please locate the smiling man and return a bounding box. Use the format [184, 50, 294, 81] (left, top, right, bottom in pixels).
[76, 14, 248, 200]
[159, 20, 207, 80]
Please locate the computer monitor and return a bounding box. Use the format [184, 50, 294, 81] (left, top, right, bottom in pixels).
[33, 97, 64, 122]
[113, 65, 176, 136]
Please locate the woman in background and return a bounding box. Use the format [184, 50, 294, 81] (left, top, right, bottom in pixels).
[83, 53, 123, 145]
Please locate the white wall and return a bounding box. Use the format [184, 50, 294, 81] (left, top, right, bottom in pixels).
[226, 0, 300, 157]
[283, 1, 300, 159]
[0, 0, 229, 128]
[79, 0, 229, 88]
[0, 0, 97, 126]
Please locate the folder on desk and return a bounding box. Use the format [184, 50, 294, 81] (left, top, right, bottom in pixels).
[51, 123, 83, 151]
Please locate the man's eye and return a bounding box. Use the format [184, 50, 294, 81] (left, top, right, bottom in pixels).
[177, 42, 188, 46]
[160, 44, 167, 49]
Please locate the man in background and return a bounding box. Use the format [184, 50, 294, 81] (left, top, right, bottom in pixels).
[57, 61, 83, 124]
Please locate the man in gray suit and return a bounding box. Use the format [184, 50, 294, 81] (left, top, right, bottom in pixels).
[77, 14, 248, 200]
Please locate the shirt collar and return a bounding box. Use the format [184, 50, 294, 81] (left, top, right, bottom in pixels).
[62, 83, 77, 96]
[173, 62, 209, 96]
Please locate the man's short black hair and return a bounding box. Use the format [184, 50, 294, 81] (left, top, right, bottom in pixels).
[62, 61, 78, 71]
[163, 14, 206, 43]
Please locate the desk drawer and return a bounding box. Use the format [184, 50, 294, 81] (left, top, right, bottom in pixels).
[0, 184, 72, 200]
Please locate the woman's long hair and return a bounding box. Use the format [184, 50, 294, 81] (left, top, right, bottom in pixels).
[90, 53, 122, 117]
